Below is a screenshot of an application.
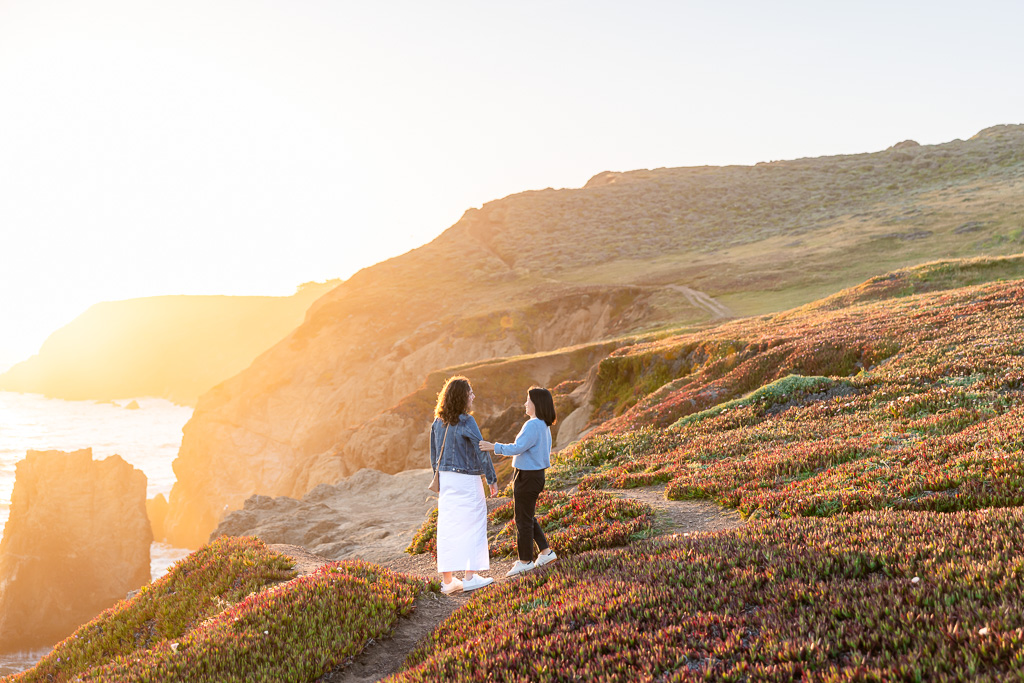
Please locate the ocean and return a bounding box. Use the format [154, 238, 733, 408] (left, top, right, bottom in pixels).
[0, 391, 194, 676]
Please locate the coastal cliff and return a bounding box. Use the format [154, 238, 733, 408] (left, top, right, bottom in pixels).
[0, 281, 339, 407]
[165, 126, 1024, 547]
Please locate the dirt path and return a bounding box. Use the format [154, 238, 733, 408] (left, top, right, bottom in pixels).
[606, 484, 745, 535]
[300, 488, 744, 682]
[666, 284, 735, 319]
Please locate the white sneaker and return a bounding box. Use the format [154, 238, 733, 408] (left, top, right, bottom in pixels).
[536, 549, 557, 567]
[505, 560, 535, 577]
[462, 574, 495, 592]
[440, 578, 462, 594]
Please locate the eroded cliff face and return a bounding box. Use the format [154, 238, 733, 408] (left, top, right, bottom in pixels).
[164, 262, 685, 547]
[0, 449, 152, 652]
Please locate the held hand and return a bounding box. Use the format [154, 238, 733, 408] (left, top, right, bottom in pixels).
[489, 483, 498, 497]
[479, 440, 495, 452]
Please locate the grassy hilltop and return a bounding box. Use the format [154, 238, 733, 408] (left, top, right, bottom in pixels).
[18, 258, 1024, 681]
[165, 124, 1024, 547]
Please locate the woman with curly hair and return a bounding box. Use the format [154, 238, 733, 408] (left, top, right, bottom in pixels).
[430, 375, 498, 594]
[480, 386, 557, 577]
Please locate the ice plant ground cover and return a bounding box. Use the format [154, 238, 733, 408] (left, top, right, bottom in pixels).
[17, 264, 1024, 682]
[553, 278, 1024, 519]
[405, 490, 654, 558]
[391, 508, 1024, 682]
[15, 537, 295, 682]
[14, 537, 431, 683]
[393, 273, 1024, 680]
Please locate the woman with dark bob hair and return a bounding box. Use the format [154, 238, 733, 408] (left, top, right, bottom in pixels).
[431, 375, 498, 594]
[480, 386, 557, 576]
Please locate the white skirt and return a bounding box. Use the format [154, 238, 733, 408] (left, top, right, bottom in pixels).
[436, 471, 490, 573]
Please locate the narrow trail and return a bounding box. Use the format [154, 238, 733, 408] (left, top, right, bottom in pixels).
[288, 487, 745, 683]
[605, 484, 744, 536]
[665, 284, 735, 319]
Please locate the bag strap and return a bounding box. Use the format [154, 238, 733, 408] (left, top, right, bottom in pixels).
[433, 422, 451, 475]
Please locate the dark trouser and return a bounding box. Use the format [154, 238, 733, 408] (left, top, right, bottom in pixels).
[512, 468, 549, 563]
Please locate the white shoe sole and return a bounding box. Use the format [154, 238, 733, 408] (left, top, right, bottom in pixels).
[505, 562, 535, 577]
[536, 552, 557, 567]
[462, 578, 494, 592]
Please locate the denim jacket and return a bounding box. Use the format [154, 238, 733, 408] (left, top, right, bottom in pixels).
[430, 414, 497, 486]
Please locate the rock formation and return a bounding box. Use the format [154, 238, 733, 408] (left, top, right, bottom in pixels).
[210, 469, 435, 563]
[0, 449, 152, 652]
[147, 493, 169, 541]
[164, 126, 1024, 548]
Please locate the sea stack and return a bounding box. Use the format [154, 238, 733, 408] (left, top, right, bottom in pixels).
[0, 448, 152, 652]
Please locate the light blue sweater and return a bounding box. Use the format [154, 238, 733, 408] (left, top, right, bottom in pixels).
[494, 418, 551, 470]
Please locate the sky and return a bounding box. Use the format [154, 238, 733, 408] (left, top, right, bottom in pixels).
[0, 0, 1022, 369]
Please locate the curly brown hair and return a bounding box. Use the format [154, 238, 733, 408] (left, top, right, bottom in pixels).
[435, 376, 472, 426]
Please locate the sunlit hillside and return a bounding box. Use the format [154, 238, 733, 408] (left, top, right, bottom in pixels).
[554, 262, 1024, 515]
[0, 281, 339, 406]
[20, 264, 1024, 682]
[396, 263, 1024, 680]
[164, 125, 1024, 547]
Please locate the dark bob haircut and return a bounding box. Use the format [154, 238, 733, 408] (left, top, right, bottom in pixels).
[435, 376, 472, 426]
[528, 386, 556, 427]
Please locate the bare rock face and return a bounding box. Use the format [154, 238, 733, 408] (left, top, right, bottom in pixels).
[0, 449, 152, 652]
[209, 468, 435, 563]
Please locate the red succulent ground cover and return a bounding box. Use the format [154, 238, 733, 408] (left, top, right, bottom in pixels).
[15, 537, 430, 683]
[390, 279, 1024, 681]
[406, 490, 654, 559]
[22, 276, 1024, 682]
[592, 280, 1024, 435]
[557, 280, 1024, 519]
[390, 508, 1024, 682]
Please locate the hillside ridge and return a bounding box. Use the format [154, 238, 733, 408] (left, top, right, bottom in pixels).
[155, 125, 1024, 546]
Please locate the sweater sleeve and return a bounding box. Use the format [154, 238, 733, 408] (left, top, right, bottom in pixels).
[494, 420, 539, 456]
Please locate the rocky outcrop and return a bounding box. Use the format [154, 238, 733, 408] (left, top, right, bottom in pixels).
[210, 469, 435, 563]
[0, 281, 339, 406]
[147, 493, 169, 541]
[0, 449, 152, 652]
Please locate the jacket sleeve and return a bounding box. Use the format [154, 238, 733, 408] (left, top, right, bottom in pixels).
[463, 416, 497, 486]
[429, 421, 437, 471]
[493, 420, 539, 457]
